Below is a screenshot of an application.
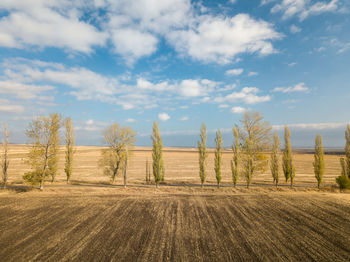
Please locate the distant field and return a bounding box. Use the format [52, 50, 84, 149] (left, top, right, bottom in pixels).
[4, 145, 343, 187]
[0, 187, 350, 261]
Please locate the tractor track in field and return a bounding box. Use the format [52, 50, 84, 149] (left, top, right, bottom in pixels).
[0, 192, 350, 261]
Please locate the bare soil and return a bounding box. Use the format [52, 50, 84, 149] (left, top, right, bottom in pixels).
[1, 187, 350, 261]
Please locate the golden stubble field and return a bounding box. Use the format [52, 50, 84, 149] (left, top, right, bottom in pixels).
[4, 144, 344, 186]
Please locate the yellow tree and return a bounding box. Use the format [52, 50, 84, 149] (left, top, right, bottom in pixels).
[270, 130, 280, 187]
[313, 134, 325, 189]
[214, 129, 223, 188]
[231, 127, 239, 187]
[24, 114, 61, 190]
[151, 121, 164, 187]
[64, 117, 75, 183]
[239, 111, 271, 188]
[100, 123, 135, 184]
[198, 122, 208, 187]
[1, 124, 10, 189]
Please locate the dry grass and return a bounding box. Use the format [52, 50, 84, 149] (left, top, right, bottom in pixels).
[4, 145, 343, 187]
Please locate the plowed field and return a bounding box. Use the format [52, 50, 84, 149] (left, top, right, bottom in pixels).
[1, 188, 350, 261]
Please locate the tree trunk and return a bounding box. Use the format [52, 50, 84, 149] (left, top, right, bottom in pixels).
[124, 153, 128, 188]
[156, 183, 159, 188]
[40, 179, 44, 190]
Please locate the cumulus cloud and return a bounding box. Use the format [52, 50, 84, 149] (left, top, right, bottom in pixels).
[158, 113, 170, 121]
[290, 24, 301, 33]
[0, 1, 107, 53]
[231, 106, 246, 113]
[167, 14, 282, 64]
[273, 82, 309, 93]
[215, 87, 271, 104]
[126, 118, 136, 123]
[226, 68, 244, 76]
[270, 0, 340, 20]
[180, 116, 189, 121]
[248, 71, 259, 76]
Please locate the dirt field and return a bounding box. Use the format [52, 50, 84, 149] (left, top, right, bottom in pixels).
[0, 187, 350, 261]
[3, 145, 344, 187]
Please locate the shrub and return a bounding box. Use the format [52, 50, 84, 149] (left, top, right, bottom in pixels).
[336, 175, 350, 190]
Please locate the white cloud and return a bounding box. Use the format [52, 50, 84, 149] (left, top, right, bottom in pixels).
[273, 82, 309, 93]
[110, 28, 158, 64]
[273, 122, 347, 130]
[168, 14, 282, 64]
[158, 112, 170, 121]
[180, 116, 189, 121]
[271, 0, 340, 21]
[226, 68, 244, 76]
[0, 80, 55, 100]
[126, 118, 136, 123]
[290, 24, 301, 33]
[288, 62, 297, 66]
[86, 119, 94, 125]
[0, 99, 24, 113]
[0, 1, 107, 53]
[215, 87, 271, 104]
[248, 71, 259, 76]
[231, 106, 246, 114]
[218, 104, 230, 108]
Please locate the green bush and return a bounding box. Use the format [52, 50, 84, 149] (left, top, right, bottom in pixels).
[336, 175, 350, 190]
[23, 171, 42, 185]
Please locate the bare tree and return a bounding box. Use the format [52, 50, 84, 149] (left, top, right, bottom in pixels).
[24, 114, 61, 190]
[64, 117, 75, 183]
[198, 122, 208, 187]
[239, 111, 271, 188]
[100, 123, 135, 184]
[1, 124, 10, 189]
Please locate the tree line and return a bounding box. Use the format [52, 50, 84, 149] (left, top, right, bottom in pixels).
[1, 111, 350, 190]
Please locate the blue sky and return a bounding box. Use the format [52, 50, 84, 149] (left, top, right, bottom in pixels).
[0, 0, 349, 147]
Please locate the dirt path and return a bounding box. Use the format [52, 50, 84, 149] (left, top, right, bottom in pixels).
[0, 190, 350, 261]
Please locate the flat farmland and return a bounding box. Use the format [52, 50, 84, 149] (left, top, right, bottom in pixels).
[0, 188, 350, 261]
[4, 145, 344, 187]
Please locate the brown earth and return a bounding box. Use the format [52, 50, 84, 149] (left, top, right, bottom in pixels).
[0, 187, 350, 261]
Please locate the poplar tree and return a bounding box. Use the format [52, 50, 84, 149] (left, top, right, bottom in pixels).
[64, 117, 75, 183]
[1, 124, 10, 189]
[239, 111, 271, 188]
[313, 134, 325, 189]
[198, 122, 208, 187]
[46, 113, 61, 183]
[151, 121, 164, 187]
[214, 129, 223, 188]
[283, 126, 295, 186]
[146, 159, 150, 183]
[345, 124, 350, 177]
[270, 130, 280, 187]
[24, 114, 61, 189]
[231, 127, 239, 187]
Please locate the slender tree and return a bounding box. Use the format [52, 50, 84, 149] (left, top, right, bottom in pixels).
[146, 159, 149, 183]
[1, 124, 10, 189]
[123, 148, 128, 188]
[283, 126, 295, 187]
[214, 129, 223, 188]
[231, 127, 239, 187]
[313, 134, 325, 189]
[198, 122, 208, 187]
[47, 113, 61, 183]
[151, 121, 164, 187]
[345, 124, 350, 178]
[100, 123, 135, 183]
[24, 114, 61, 189]
[64, 117, 75, 183]
[239, 111, 271, 188]
[270, 130, 280, 187]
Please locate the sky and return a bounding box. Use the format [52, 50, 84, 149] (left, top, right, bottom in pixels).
[0, 0, 349, 147]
